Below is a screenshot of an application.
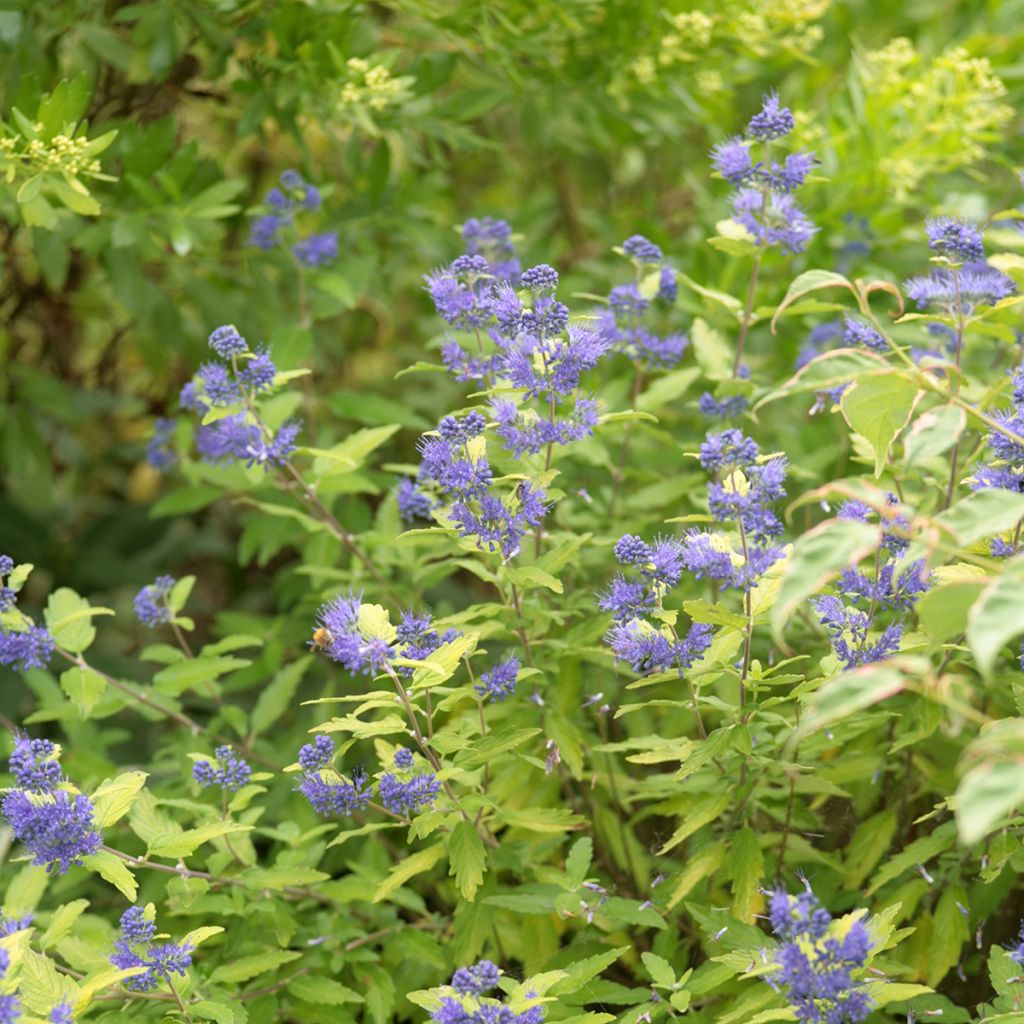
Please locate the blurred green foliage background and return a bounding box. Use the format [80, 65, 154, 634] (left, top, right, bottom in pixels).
[0, 0, 1021, 668]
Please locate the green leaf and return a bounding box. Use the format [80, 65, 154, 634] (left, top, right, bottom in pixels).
[636, 368, 701, 413]
[927, 490, 1024, 554]
[755, 349, 891, 412]
[917, 572, 988, 644]
[928, 885, 968, 986]
[250, 656, 312, 735]
[91, 771, 149, 828]
[771, 270, 856, 331]
[690, 317, 733, 381]
[659, 791, 731, 854]
[373, 842, 446, 902]
[641, 952, 675, 988]
[967, 559, 1024, 678]
[728, 828, 764, 924]
[770, 519, 882, 646]
[152, 656, 250, 697]
[904, 404, 966, 466]
[955, 761, 1024, 844]
[82, 851, 138, 901]
[800, 663, 907, 733]
[448, 820, 487, 901]
[38, 899, 89, 950]
[287, 975, 364, 1005]
[60, 667, 107, 718]
[208, 949, 302, 985]
[840, 373, 921, 476]
[506, 565, 563, 594]
[148, 821, 252, 859]
[44, 588, 113, 653]
[498, 807, 585, 834]
[564, 838, 593, 889]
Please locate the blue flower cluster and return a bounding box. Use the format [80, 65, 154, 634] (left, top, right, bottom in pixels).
[294, 736, 373, 818]
[429, 960, 544, 1024]
[475, 654, 521, 702]
[811, 498, 929, 670]
[595, 234, 688, 371]
[192, 745, 252, 792]
[248, 169, 338, 268]
[0, 556, 55, 673]
[312, 592, 461, 677]
[766, 886, 872, 1024]
[681, 430, 787, 590]
[133, 574, 175, 627]
[972, 365, 1024, 517]
[178, 324, 300, 471]
[462, 216, 521, 284]
[1, 737, 101, 874]
[145, 416, 176, 470]
[600, 533, 713, 675]
[109, 906, 193, 993]
[711, 92, 817, 254]
[378, 749, 441, 817]
[402, 412, 550, 559]
[904, 220, 1014, 315]
[0, 949, 19, 1024]
[0, 913, 32, 937]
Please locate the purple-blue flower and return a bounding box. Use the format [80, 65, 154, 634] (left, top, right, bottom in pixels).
[192, 745, 252, 792]
[110, 907, 193, 993]
[1, 788, 102, 873]
[134, 575, 176, 628]
[747, 91, 795, 140]
[475, 654, 521, 702]
[208, 324, 248, 358]
[378, 767, 441, 817]
[9, 735, 61, 793]
[0, 625, 56, 672]
[146, 417, 177, 470]
[298, 735, 335, 772]
[296, 764, 371, 817]
[926, 216, 984, 264]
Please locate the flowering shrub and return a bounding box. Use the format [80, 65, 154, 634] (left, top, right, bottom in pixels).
[4, 7, 1024, 1024]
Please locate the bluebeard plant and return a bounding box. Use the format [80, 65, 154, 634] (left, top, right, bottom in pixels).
[971, 365, 1024, 523]
[428, 961, 544, 1024]
[766, 885, 872, 1024]
[192, 745, 252, 792]
[596, 235, 689, 371]
[402, 412, 549, 558]
[711, 91, 817, 254]
[109, 906, 193, 993]
[378, 749, 440, 817]
[475, 654, 521, 702]
[682, 430, 787, 590]
[145, 416, 176, 470]
[179, 324, 300, 471]
[248, 169, 338, 269]
[811, 497, 928, 669]
[600, 533, 713, 676]
[904, 218, 1014, 317]
[0, 950, 19, 1024]
[133, 575, 175, 627]
[0, 557, 55, 672]
[294, 734, 372, 818]
[1, 741, 102, 873]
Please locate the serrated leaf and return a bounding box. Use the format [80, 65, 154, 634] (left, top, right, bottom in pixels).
[148, 821, 252, 859]
[840, 373, 921, 476]
[448, 820, 487, 901]
[209, 949, 302, 985]
[91, 771, 148, 828]
[373, 842, 446, 902]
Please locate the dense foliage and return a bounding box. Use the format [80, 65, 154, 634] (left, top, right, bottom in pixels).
[4, 2, 1024, 1023]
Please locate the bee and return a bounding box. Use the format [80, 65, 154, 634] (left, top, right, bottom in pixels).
[311, 627, 333, 651]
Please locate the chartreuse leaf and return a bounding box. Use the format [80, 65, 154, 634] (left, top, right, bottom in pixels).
[82, 851, 137, 901]
[967, 558, 1024, 678]
[38, 899, 88, 950]
[148, 820, 252, 858]
[448, 820, 487, 901]
[90, 771, 148, 828]
[800, 662, 908, 734]
[43, 588, 114, 653]
[771, 269, 856, 331]
[728, 828, 764, 924]
[690, 317, 733, 381]
[928, 885, 969, 987]
[373, 842, 446, 902]
[209, 949, 302, 985]
[288, 975, 364, 1004]
[770, 518, 881, 645]
[955, 760, 1024, 844]
[840, 372, 921, 476]
[755, 348, 890, 411]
